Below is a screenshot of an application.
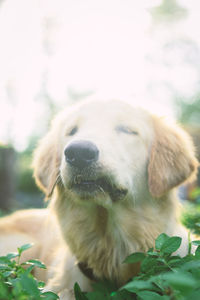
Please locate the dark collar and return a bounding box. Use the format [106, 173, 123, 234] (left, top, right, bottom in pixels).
[78, 262, 96, 281]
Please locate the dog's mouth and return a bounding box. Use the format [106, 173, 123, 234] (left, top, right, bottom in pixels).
[70, 175, 127, 201]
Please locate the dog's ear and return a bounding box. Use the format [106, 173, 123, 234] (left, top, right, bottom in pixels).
[33, 129, 61, 198]
[148, 116, 199, 198]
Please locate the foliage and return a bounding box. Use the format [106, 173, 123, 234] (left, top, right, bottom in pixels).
[74, 233, 200, 300]
[1, 232, 200, 299]
[175, 97, 200, 125]
[150, 0, 188, 23]
[181, 203, 200, 236]
[0, 210, 6, 218]
[189, 188, 200, 204]
[0, 144, 13, 150]
[0, 244, 58, 300]
[17, 151, 39, 194]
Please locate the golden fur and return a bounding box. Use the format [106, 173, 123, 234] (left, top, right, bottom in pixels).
[0, 100, 198, 299]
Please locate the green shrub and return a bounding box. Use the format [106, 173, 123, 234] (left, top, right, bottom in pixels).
[181, 203, 200, 236]
[75, 233, 200, 300]
[17, 152, 39, 194]
[0, 244, 58, 300]
[1, 234, 200, 299]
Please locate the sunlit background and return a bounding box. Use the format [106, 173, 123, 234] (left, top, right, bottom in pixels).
[0, 0, 200, 210]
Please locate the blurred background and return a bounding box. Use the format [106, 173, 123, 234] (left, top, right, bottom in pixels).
[0, 0, 200, 213]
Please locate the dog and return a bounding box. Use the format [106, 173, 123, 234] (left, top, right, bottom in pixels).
[0, 99, 198, 299]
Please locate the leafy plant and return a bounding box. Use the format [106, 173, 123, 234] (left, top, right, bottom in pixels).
[2, 233, 200, 300]
[0, 244, 58, 300]
[181, 203, 200, 236]
[74, 233, 200, 300]
[189, 187, 200, 204]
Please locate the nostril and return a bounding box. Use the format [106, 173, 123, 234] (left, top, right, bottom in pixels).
[64, 140, 99, 168]
[64, 148, 77, 166]
[64, 147, 74, 160]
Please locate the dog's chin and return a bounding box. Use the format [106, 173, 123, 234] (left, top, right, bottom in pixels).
[67, 176, 128, 202]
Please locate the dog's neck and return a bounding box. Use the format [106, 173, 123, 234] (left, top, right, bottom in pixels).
[52, 190, 178, 283]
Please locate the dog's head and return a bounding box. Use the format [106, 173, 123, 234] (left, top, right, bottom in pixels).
[33, 100, 198, 206]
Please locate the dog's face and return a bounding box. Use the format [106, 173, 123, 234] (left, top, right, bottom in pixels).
[33, 100, 198, 207]
[59, 100, 154, 205]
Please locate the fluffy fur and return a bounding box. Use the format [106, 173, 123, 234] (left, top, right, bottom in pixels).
[0, 100, 198, 299]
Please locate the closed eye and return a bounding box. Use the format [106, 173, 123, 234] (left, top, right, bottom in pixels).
[115, 125, 138, 135]
[67, 126, 78, 136]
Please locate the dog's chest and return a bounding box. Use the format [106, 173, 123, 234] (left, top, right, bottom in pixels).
[62, 205, 142, 283]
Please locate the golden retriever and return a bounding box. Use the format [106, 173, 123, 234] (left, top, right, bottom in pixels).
[0, 99, 198, 299]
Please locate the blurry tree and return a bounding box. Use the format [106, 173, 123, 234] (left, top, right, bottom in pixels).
[175, 97, 200, 163]
[150, 0, 188, 24]
[0, 145, 16, 211]
[176, 97, 200, 125]
[149, 0, 200, 200]
[149, 0, 200, 122]
[17, 148, 39, 195]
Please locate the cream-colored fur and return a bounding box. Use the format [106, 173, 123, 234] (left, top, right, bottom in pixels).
[0, 100, 198, 299]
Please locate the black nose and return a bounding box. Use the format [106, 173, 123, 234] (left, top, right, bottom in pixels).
[64, 140, 99, 168]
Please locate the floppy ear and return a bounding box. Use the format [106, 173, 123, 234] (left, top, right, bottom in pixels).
[148, 116, 199, 198]
[33, 129, 61, 198]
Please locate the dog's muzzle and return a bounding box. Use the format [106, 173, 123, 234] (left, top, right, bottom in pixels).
[71, 175, 128, 201]
[63, 140, 127, 201]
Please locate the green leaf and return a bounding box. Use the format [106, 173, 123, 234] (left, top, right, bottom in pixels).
[110, 290, 133, 300]
[0, 281, 9, 298]
[24, 264, 35, 274]
[122, 280, 154, 292]
[162, 271, 198, 294]
[155, 233, 170, 250]
[146, 250, 159, 257]
[17, 243, 33, 256]
[168, 257, 182, 267]
[160, 236, 182, 254]
[74, 282, 88, 300]
[137, 290, 169, 299]
[20, 273, 40, 296]
[86, 291, 109, 300]
[27, 259, 46, 269]
[191, 240, 200, 246]
[141, 257, 156, 273]
[185, 289, 200, 300]
[1, 270, 15, 278]
[123, 252, 146, 264]
[195, 245, 200, 258]
[0, 265, 11, 271]
[11, 278, 24, 297]
[6, 252, 19, 260]
[149, 275, 167, 292]
[180, 260, 200, 271]
[41, 291, 59, 299]
[0, 256, 10, 264]
[91, 280, 117, 294]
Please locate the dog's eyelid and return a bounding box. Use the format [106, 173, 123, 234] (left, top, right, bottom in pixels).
[67, 126, 78, 136]
[116, 125, 138, 135]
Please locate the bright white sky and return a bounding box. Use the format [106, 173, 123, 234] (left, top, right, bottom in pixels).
[0, 0, 200, 150]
